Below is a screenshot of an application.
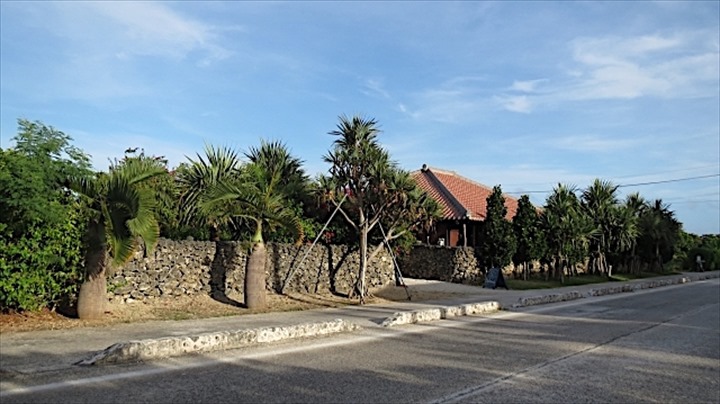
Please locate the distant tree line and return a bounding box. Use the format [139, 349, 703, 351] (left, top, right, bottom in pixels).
[479, 181, 719, 282]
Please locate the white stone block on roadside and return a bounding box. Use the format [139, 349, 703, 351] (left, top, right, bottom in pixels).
[77, 319, 358, 366]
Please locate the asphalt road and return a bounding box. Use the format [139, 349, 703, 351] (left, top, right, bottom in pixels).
[2, 279, 719, 404]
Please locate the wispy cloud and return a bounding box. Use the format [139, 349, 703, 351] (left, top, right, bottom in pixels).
[399, 76, 492, 123]
[491, 32, 718, 113]
[496, 95, 532, 113]
[362, 78, 391, 99]
[68, 2, 232, 64]
[549, 134, 643, 153]
[4, 2, 234, 103]
[510, 79, 547, 93]
[565, 32, 719, 100]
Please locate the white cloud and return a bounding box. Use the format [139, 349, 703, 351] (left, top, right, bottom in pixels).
[3, 2, 234, 103]
[399, 77, 492, 123]
[362, 78, 391, 99]
[510, 79, 546, 93]
[565, 32, 719, 100]
[497, 95, 532, 113]
[550, 134, 643, 153]
[80, 2, 232, 63]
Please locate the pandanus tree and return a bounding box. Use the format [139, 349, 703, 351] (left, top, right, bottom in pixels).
[367, 169, 441, 261]
[621, 193, 646, 274]
[638, 199, 681, 272]
[581, 179, 620, 275]
[69, 156, 166, 319]
[320, 115, 416, 303]
[542, 184, 596, 282]
[199, 141, 304, 309]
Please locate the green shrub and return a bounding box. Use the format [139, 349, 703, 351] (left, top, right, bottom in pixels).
[0, 214, 85, 312]
[685, 247, 720, 271]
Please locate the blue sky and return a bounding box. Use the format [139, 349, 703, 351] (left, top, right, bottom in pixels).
[1, 1, 719, 234]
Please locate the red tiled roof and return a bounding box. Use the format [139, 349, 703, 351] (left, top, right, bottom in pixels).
[412, 166, 519, 221]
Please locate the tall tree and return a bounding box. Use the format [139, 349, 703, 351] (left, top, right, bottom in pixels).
[542, 184, 595, 282]
[581, 179, 619, 275]
[512, 195, 544, 280]
[479, 185, 516, 270]
[0, 120, 92, 311]
[68, 156, 165, 319]
[320, 115, 407, 303]
[199, 141, 304, 309]
[621, 193, 646, 274]
[638, 199, 681, 272]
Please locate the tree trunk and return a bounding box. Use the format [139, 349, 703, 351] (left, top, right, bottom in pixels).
[77, 246, 108, 320]
[357, 222, 369, 304]
[245, 241, 267, 309]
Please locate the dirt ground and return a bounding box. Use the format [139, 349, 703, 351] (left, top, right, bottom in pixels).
[0, 283, 470, 334]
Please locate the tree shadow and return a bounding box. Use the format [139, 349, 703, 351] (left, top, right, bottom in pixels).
[328, 244, 357, 297]
[210, 242, 244, 308]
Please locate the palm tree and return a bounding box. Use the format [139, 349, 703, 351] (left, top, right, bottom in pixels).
[177, 145, 242, 240]
[200, 142, 304, 309]
[638, 199, 681, 272]
[69, 156, 166, 319]
[610, 193, 645, 274]
[582, 179, 619, 275]
[542, 184, 595, 282]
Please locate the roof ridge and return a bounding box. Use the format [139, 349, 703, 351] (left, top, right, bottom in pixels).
[427, 166, 519, 201]
[423, 169, 469, 219]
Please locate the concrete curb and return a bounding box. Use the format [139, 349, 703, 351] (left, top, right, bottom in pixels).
[514, 290, 585, 307]
[381, 272, 720, 327]
[76, 319, 360, 366]
[515, 271, 720, 307]
[75, 272, 719, 365]
[381, 302, 500, 327]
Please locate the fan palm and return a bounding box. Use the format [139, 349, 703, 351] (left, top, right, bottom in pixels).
[69, 157, 165, 319]
[177, 144, 242, 240]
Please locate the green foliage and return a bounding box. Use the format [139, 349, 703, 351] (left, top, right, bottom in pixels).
[542, 184, 596, 279]
[512, 195, 544, 267]
[177, 145, 243, 240]
[685, 247, 720, 271]
[637, 199, 681, 271]
[113, 149, 184, 239]
[69, 154, 165, 269]
[197, 142, 306, 245]
[0, 215, 85, 311]
[0, 119, 91, 311]
[479, 185, 516, 269]
[581, 179, 620, 274]
[320, 115, 437, 298]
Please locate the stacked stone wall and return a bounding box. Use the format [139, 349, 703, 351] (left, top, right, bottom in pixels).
[398, 245, 521, 285]
[108, 239, 394, 302]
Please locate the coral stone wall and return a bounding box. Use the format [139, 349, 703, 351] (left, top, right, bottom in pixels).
[108, 239, 394, 302]
[398, 246, 483, 284]
[398, 245, 520, 285]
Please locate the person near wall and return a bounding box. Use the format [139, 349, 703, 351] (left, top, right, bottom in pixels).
[695, 254, 704, 272]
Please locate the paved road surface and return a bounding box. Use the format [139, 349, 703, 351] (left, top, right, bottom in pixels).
[2, 278, 718, 403]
